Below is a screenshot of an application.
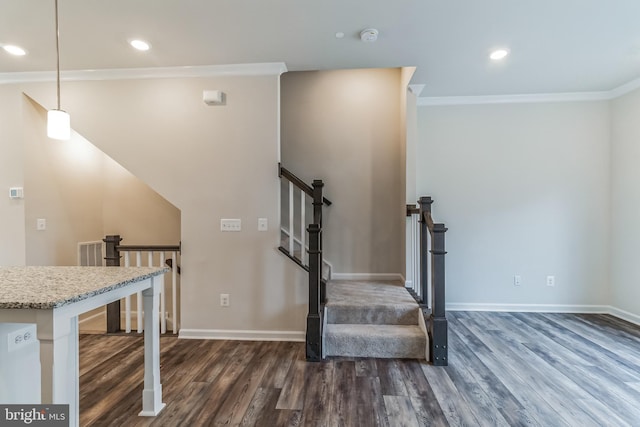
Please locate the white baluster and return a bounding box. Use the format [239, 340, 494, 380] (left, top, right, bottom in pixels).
[137, 251, 143, 333]
[159, 252, 166, 334]
[300, 189, 306, 265]
[289, 181, 294, 256]
[172, 251, 178, 334]
[124, 252, 132, 333]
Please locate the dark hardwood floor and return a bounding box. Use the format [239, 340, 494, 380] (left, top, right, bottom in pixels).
[79, 312, 640, 426]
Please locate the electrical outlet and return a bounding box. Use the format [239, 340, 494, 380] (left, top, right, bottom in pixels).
[36, 218, 46, 231]
[514, 275, 522, 286]
[220, 219, 241, 232]
[220, 293, 230, 307]
[7, 325, 37, 352]
[258, 218, 268, 231]
[546, 276, 555, 287]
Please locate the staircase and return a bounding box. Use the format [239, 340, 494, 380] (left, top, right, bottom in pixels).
[324, 280, 428, 359]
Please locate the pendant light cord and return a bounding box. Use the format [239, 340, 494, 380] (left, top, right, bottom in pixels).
[55, 0, 61, 110]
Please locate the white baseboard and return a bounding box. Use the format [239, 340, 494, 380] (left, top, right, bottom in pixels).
[446, 303, 610, 314]
[331, 273, 405, 282]
[446, 302, 640, 326]
[607, 306, 640, 326]
[179, 329, 305, 342]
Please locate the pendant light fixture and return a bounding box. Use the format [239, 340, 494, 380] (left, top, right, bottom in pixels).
[47, 0, 70, 140]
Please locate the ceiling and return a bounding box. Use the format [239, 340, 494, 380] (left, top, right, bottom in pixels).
[2, 0, 640, 97]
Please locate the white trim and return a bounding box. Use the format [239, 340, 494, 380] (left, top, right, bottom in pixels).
[178, 329, 305, 342]
[609, 76, 640, 99]
[607, 306, 640, 326]
[418, 91, 610, 107]
[405, 279, 413, 288]
[331, 273, 405, 282]
[417, 75, 640, 106]
[446, 303, 640, 327]
[0, 62, 288, 84]
[446, 302, 609, 313]
[408, 84, 425, 96]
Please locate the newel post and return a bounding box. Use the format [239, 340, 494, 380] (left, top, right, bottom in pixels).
[103, 235, 122, 333]
[430, 223, 448, 366]
[418, 197, 433, 306]
[306, 223, 322, 361]
[312, 180, 326, 304]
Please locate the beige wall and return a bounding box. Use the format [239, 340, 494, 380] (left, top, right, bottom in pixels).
[23, 96, 105, 266]
[0, 86, 26, 266]
[610, 88, 640, 318]
[281, 69, 404, 276]
[102, 159, 180, 246]
[18, 74, 307, 334]
[417, 101, 611, 307]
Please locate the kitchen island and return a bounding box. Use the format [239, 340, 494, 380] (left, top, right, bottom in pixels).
[0, 266, 168, 427]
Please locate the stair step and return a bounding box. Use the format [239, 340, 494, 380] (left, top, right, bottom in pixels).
[324, 324, 426, 359]
[326, 280, 420, 325]
[326, 304, 419, 325]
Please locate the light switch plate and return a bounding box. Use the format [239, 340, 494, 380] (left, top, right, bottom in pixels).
[220, 219, 241, 232]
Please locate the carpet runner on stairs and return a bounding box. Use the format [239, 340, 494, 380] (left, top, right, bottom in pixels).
[323, 280, 428, 359]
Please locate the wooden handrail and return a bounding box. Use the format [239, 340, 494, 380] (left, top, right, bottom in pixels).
[279, 164, 332, 206]
[116, 244, 181, 252]
[406, 204, 419, 216]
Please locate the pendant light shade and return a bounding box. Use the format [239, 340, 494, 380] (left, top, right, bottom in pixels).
[47, 109, 70, 140]
[47, 0, 70, 140]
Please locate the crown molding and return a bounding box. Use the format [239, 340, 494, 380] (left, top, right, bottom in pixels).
[608, 75, 640, 99]
[408, 84, 425, 96]
[418, 91, 611, 106]
[417, 75, 640, 106]
[0, 62, 288, 84]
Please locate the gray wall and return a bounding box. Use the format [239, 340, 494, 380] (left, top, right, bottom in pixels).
[417, 101, 611, 308]
[281, 69, 405, 276]
[611, 88, 640, 319]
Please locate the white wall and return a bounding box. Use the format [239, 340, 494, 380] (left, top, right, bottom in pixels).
[417, 101, 611, 308]
[281, 69, 404, 276]
[610, 88, 640, 320]
[0, 86, 26, 266]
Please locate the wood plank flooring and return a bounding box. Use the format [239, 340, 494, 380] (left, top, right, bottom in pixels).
[79, 312, 640, 426]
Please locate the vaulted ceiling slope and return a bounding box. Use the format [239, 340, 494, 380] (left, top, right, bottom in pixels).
[2, 0, 640, 97]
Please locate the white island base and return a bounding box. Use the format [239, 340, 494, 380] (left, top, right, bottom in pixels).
[0, 267, 167, 427]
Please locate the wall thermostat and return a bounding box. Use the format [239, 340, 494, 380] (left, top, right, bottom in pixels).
[9, 187, 24, 199]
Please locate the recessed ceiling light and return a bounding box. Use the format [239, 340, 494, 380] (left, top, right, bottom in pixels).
[490, 49, 509, 60]
[335, 32, 345, 39]
[130, 39, 151, 51]
[2, 45, 27, 56]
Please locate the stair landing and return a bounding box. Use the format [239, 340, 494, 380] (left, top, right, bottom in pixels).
[324, 280, 428, 359]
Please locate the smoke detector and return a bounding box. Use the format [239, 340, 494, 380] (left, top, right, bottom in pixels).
[360, 28, 379, 42]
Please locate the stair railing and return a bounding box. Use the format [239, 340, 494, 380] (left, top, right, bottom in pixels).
[103, 235, 181, 335]
[279, 163, 331, 361]
[407, 196, 448, 366]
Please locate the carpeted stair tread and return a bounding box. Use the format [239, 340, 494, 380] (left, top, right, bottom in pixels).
[324, 324, 426, 359]
[323, 280, 428, 359]
[327, 280, 415, 306]
[326, 280, 421, 325]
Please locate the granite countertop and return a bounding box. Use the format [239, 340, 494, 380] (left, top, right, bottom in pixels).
[0, 266, 168, 309]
